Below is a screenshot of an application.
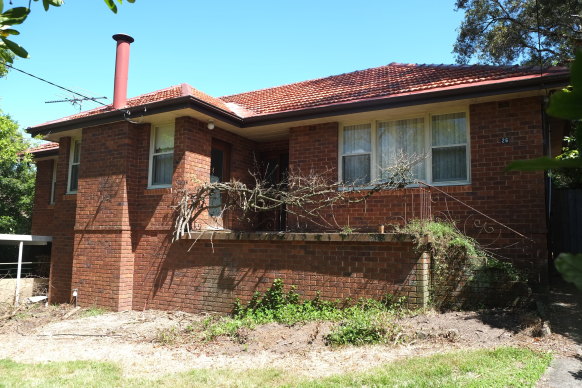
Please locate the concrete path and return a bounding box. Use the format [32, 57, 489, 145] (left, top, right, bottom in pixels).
[537, 278, 582, 388]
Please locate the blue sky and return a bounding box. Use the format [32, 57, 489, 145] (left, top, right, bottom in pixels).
[0, 1, 465, 132]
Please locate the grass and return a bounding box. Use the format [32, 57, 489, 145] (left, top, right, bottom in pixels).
[0, 347, 552, 387]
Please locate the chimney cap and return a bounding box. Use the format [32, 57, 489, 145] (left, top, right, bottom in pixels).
[112, 33, 134, 44]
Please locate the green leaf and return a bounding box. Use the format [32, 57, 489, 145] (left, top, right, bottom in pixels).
[0, 28, 19, 37]
[572, 50, 582, 90]
[34, 0, 63, 10]
[506, 157, 582, 171]
[0, 47, 14, 63]
[0, 1, 3, 13]
[1, 37, 28, 58]
[546, 89, 582, 121]
[0, 7, 30, 25]
[555, 253, 582, 290]
[103, 0, 118, 13]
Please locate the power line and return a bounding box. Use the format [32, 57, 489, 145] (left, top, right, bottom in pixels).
[0, 61, 144, 123]
[1, 61, 109, 107]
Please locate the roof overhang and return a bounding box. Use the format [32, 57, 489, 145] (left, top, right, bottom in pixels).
[27, 72, 569, 138]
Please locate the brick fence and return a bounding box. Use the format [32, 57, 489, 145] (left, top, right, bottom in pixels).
[85, 232, 431, 313]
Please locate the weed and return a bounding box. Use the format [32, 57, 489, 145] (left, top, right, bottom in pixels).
[202, 279, 410, 346]
[155, 327, 180, 345]
[79, 307, 108, 318]
[397, 219, 525, 309]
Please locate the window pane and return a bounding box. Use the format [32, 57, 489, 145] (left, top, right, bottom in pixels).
[343, 154, 370, 185]
[343, 124, 371, 154]
[208, 175, 222, 217]
[69, 164, 79, 192]
[152, 153, 173, 185]
[432, 146, 467, 182]
[432, 113, 466, 146]
[73, 140, 81, 163]
[377, 118, 425, 180]
[154, 125, 174, 153]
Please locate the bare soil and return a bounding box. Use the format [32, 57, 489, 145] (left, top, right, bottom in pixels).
[0, 303, 577, 379]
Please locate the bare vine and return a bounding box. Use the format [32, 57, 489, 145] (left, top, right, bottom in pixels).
[172, 151, 424, 241]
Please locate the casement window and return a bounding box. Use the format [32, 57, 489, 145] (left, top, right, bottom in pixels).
[67, 139, 81, 193]
[49, 159, 57, 204]
[339, 111, 469, 185]
[148, 123, 175, 188]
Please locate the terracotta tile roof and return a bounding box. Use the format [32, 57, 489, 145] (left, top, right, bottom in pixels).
[27, 141, 59, 154]
[34, 84, 236, 127]
[31, 63, 568, 129]
[220, 63, 566, 115]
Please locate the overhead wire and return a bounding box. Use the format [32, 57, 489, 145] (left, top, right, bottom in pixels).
[0, 61, 146, 123]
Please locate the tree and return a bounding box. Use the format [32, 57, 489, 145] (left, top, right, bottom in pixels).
[0, 111, 35, 234]
[454, 0, 582, 66]
[0, 0, 135, 64]
[508, 51, 582, 289]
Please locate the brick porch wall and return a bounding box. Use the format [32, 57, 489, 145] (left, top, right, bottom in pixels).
[132, 238, 425, 313]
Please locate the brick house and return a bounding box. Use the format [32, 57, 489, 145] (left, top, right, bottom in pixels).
[27, 35, 569, 312]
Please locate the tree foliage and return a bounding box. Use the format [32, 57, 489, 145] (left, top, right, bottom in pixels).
[0, 111, 35, 234]
[454, 0, 582, 66]
[0, 0, 134, 64]
[507, 50, 582, 289]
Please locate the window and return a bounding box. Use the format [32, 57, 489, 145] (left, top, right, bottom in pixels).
[209, 140, 231, 217]
[339, 111, 469, 185]
[431, 113, 468, 182]
[67, 139, 81, 193]
[149, 124, 174, 187]
[50, 159, 57, 204]
[341, 124, 371, 185]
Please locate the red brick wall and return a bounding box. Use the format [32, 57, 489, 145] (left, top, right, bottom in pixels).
[133, 238, 422, 313]
[289, 122, 338, 179]
[31, 159, 55, 236]
[71, 122, 137, 310]
[287, 96, 547, 279]
[43, 137, 77, 303]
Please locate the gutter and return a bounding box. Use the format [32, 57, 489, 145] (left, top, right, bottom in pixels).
[27, 73, 569, 137]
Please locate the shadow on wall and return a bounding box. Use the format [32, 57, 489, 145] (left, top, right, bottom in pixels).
[142, 238, 419, 314]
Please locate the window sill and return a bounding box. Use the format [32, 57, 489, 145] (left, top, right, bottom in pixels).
[63, 193, 77, 200]
[339, 180, 471, 190]
[144, 187, 172, 195]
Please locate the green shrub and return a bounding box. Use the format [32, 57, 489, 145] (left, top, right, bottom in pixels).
[198, 279, 409, 346]
[398, 220, 524, 309]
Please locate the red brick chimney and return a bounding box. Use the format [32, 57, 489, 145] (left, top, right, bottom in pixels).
[112, 34, 134, 109]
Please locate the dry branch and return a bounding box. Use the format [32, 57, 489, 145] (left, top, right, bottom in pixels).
[173, 151, 424, 241]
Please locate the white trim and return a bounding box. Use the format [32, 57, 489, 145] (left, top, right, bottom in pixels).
[148, 123, 175, 189]
[338, 108, 471, 186]
[66, 137, 81, 194]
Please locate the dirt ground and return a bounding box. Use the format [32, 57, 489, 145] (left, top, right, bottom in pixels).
[0, 303, 577, 379]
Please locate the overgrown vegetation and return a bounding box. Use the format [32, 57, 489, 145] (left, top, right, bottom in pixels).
[0, 347, 552, 387]
[158, 279, 408, 347]
[398, 219, 524, 309]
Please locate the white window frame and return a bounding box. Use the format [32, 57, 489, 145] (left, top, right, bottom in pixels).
[338, 109, 471, 186]
[148, 123, 175, 189]
[50, 158, 57, 204]
[67, 138, 81, 194]
[340, 123, 373, 185]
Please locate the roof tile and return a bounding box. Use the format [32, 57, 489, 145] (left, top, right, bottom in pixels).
[31, 62, 567, 128]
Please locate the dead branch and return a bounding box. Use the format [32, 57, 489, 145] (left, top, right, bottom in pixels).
[173, 151, 424, 241]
